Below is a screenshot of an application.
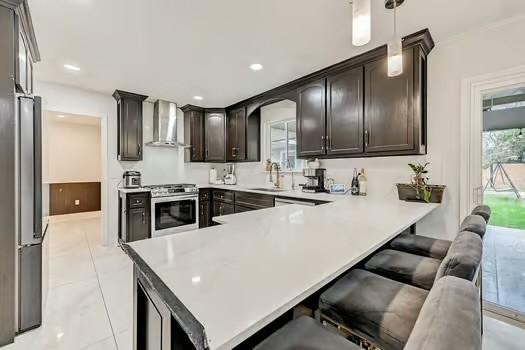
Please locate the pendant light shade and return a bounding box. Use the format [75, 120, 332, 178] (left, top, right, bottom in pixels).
[352, 0, 371, 46]
[387, 0, 403, 77]
[387, 35, 403, 77]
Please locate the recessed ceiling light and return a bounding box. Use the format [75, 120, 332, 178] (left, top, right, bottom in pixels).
[193, 96, 204, 101]
[64, 64, 81, 71]
[249, 63, 263, 71]
[57, 114, 66, 118]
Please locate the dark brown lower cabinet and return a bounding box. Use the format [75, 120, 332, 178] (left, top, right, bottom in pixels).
[120, 192, 150, 243]
[199, 200, 211, 228]
[213, 201, 234, 217]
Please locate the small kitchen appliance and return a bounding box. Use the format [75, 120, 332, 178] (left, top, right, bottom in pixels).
[224, 163, 237, 185]
[301, 168, 328, 193]
[123, 171, 141, 188]
[145, 184, 199, 237]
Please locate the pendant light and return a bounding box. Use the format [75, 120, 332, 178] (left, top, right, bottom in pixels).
[352, 0, 371, 46]
[386, 0, 404, 77]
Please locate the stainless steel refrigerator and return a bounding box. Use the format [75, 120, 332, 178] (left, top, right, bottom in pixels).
[16, 95, 45, 333]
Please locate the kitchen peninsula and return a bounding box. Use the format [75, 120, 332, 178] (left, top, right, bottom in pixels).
[122, 195, 438, 349]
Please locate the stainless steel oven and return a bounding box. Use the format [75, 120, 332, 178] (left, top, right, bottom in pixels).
[148, 185, 199, 237]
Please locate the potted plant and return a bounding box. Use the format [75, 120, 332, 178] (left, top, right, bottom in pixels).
[396, 162, 445, 203]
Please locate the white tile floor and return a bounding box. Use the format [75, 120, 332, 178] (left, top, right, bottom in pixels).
[4, 212, 133, 350]
[3, 212, 525, 349]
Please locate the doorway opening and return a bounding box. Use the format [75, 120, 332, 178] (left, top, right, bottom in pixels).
[481, 87, 525, 321]
[42, 111, 102, 219]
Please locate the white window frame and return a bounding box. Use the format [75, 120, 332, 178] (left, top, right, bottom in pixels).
[264, 118, 304, 172]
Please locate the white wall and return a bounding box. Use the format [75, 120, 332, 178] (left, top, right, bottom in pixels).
[35, 14, 525, 243]
[43, 115, 101, 183]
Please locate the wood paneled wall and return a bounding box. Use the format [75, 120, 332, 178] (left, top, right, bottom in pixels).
[49, 182, 101, 216]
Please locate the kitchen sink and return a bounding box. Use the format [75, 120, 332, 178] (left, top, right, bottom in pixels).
[250, 187, 288, 193]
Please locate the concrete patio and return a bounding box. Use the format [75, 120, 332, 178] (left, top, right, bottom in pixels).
[483, 225, 525, 314]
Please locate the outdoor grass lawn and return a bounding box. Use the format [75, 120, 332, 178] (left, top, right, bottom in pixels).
[484, 193, 525, 230]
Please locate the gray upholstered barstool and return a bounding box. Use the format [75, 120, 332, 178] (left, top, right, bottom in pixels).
[365, 230, 483, 290]
[459, 214, 488, 238]
[319, 269, 428, 350]
[389, 205, 490, 258]
[319, 272, 482, 350]
[253, 316, 360, 350]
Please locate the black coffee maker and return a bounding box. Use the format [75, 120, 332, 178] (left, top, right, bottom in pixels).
[301, 168, 327, 193]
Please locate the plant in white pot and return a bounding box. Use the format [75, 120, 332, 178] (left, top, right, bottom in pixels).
[396, 162, 445, 203]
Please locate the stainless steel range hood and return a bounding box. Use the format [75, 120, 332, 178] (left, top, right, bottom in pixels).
[147, 99, 190, 148]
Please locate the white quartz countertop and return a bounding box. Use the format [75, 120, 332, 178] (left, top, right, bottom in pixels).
[128, 194, 438, 349]
[118, 184, 344, 202]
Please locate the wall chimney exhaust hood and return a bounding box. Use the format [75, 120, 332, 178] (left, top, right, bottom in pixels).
[147, 100, 190, 148]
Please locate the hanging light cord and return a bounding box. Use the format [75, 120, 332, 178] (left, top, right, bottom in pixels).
[393, 1, 398, 36]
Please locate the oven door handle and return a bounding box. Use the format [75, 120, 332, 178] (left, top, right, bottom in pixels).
[152, 195, 198, 203]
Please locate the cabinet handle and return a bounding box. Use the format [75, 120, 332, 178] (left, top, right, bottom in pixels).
[321, 135, 325, 151]
[219, 205, 223, 216]
[138, 144, 142, 156]
[364, 129, 370, 147]
[206, 149, 209, 159]
[142, 212, 145, 224]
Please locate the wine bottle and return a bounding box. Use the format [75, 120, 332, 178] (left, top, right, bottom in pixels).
[358, 168, 367, 196]
[351, 168, 360, 195]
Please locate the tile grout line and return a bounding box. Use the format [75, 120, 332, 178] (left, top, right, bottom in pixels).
[82, 222, 120, 350]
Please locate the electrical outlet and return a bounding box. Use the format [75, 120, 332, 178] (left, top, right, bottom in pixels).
[75, 199, 80, 206]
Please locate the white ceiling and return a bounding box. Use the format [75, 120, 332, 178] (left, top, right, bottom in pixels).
[45, 111, 101, 126]
[29, 0, 525, 107]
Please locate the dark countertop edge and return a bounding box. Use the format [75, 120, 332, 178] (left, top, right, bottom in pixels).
[120, 243, 209, 350]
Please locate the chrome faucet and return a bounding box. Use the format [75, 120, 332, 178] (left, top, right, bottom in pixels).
[270, 162, 281, 188]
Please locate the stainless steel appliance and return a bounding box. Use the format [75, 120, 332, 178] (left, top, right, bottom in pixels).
[146, 100, 190, 148]
[147, 184, 199, 237]
[123, 171, 141, 188]
[16, 95, 45, 333]
[301, 168, 328, 193]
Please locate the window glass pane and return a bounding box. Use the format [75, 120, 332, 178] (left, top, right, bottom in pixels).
[270, 119, 304, 171]
[270, 122, 287, 167]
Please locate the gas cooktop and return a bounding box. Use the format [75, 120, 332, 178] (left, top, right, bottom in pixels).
[144, 184, 198, 197]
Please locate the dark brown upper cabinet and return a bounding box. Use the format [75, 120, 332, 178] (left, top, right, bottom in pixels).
[326, 67, 364, 155]
[364, 47, 424, 155]
[297, 79, 327, 157]
[182, 105, 205, 162]
[204, 109, 226, 162]
[113, 90, 148, 161]
[227, 107, 247, 161]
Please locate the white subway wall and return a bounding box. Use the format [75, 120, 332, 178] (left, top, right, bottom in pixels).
[35, 14, 525, 243]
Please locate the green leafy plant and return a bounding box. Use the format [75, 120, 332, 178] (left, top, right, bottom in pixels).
[408, 162, 431, 202]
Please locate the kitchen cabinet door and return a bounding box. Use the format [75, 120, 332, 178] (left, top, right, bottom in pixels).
[127, 207, 150, 242]
[364, 48, 415, 154]
[204, 110, 226, 162]
[326, 67, 364, 155]
[183, 107, 205, 161]
[113, 90, 148, 161]
[213, 201, 234, 217]
[297, 79, 327, 157]
[199, 201, 211, 228]
[227, 107, 247, 161]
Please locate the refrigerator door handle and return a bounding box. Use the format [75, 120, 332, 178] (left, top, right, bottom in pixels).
[33, 96, 42, 240]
